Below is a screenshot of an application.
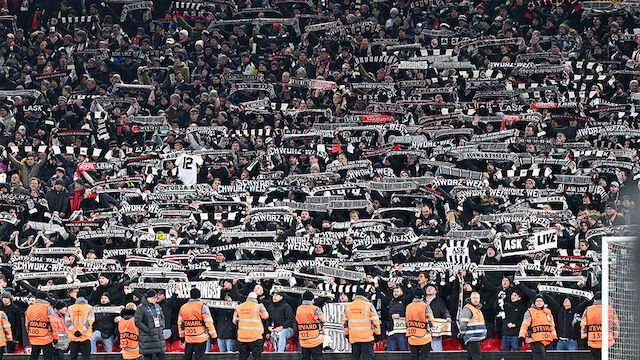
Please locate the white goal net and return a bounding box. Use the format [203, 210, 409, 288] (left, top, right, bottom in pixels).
[602, 237, 638, 360]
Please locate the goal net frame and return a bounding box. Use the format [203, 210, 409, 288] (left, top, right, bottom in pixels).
[601, 236, 636, 360]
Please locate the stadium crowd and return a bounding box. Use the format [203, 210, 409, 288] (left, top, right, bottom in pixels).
[0, 0, 635, 358]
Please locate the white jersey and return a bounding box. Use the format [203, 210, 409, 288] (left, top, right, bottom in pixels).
[175, 154, 203, 185]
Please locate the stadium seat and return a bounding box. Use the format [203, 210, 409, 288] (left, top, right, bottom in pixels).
[520, 342, 531, 351]
[171, 341, 185, 352]
[113, 343, 121, 352]
[263, 340, 274, 352]
[211, 341, 220, 352]
[374, 339, 387, 352]
[14, 344, 25, 354]
[443, 338, 463, 351]
[286, 335, 299, 352]
[481, 338, 502, 352]
[165, 341, 171, 351]
[96, 342, 105, 352]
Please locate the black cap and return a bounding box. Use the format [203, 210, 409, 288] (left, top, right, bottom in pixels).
[594, 292, 602, 301]
[55, 179, 64, 186]
[413, 287, 426, 299]
[303, 290, 314, 301]
[356, 287, 367, 297]
[146, 290, 157, 298]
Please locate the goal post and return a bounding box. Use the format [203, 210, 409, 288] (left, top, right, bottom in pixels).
[601, 236, 638, 360]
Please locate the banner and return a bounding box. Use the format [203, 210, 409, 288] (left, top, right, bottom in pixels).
[316, 265, 366, 281]
[498, 229, 558, 257]
[322, 303, 351, 352]
[430, 318, 452, 337]
[538, 285, 594, 300]
[41, 281, 98, 291]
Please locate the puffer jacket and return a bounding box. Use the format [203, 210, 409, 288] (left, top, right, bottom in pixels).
[134, 299, 166, 356]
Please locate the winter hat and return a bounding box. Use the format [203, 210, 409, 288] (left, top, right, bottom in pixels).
[190, 288, 201, 299]
[303, 290, 314, 301]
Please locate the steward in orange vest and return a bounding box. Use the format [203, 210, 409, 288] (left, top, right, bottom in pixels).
[458, 292, 486, 360]
[25, 294, 60, 359]
[233, 292, 269, 360]
[519, 295, 557, 360]
[65, 297, 94, 360]
[342, 287, 380, 360]
[0, 309, 13, 351]
[118, 303, 141, 360]
[178, 288, 217, 360]
[295, 291, 327, 360]
[581, 292, 620, 360]
[406, 288, 434, 360]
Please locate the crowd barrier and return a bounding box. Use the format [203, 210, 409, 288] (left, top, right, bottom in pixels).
[4, 351, 593, 360]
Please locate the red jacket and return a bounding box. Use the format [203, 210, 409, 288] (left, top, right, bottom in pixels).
[69, 190, 84, 213]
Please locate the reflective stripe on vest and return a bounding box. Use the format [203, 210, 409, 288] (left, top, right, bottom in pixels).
[462, 304, 486, 343]
[237, 301, 264, 342]
[296, 305, 324, 347]
[119, 317, 141, 360]
[585, 305, 617, 349]
[406, 302, 432, 345]
[345, 299, 376, 343]
[180, 301, 210, 342]
[27, 303, 53, 341]
[523, 308, 556, 345]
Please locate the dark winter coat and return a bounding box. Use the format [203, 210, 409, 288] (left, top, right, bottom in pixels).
[502, 299, 527, 337]
[544, 294, 591, 340]
[267, 300, 294, 329]
[1, 302, 23, 346]
[45, 188, 70, 215]
[88, 281, 123, 306]
[94, 305, 117, 339]
[134, 299, 167, 356]
[427, 295, 452, 319]
[213, 308, 236, 339]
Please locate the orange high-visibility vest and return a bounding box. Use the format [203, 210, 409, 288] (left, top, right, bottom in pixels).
[66, 303, 94, 342]
[295, 302, 326, 348]
[118, 317, 141, 360]
[342, 297, 381, 344]
[461, 303, 486, 343]
[0, 311, 13, 347]
[233, 299, 269, 343]
[519, 307, 557, 345]
[406, 301, 434, 346]
[178, 300, 217, 343]
[581, 304, 620, 349]
[25, 300, 59, 345]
